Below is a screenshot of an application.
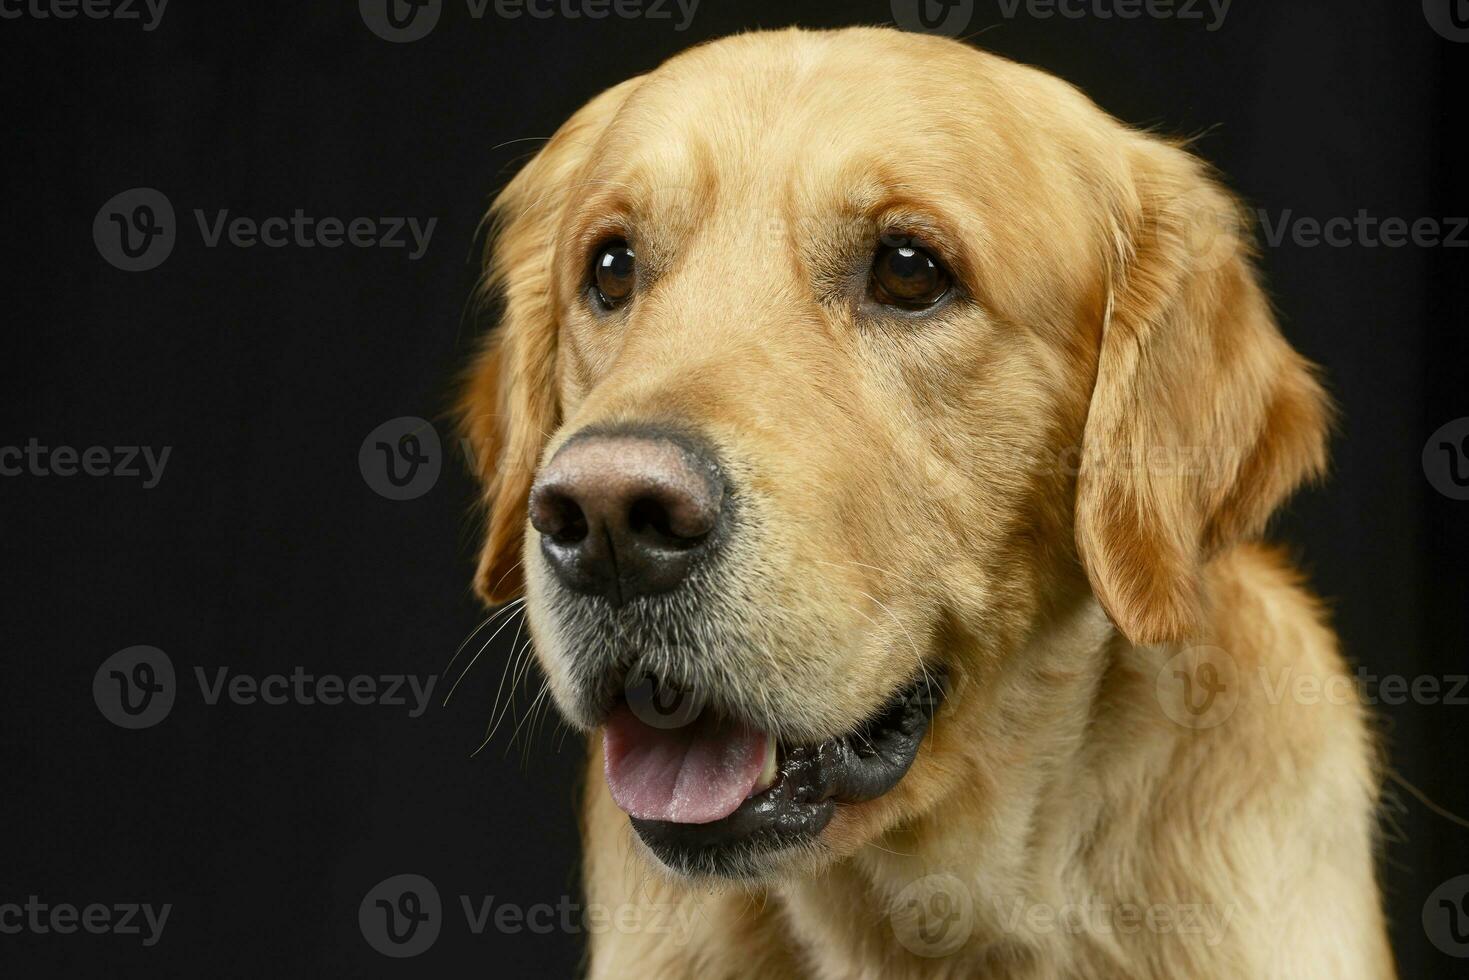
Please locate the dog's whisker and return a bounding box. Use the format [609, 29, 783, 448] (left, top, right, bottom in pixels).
[443, 595, 524, 677]
[527, 687, 551, 750]
[811, 556, 912, 585]
[554, 717, 575, 753]
[481, 557, 527, 606]
[443, 599, 526, 707]
[491, 135, 554, 150]
[445, 613, 495, 672]
[841, 600, 925, 751]
[861, 839, 918, 859]
[477, 631, 535, 752]
[914, 660, 943, 745]
[490, 611, 534, 722]
[506, 678, 553, 761]
[854, 588, 927, 672]
[529, 681, 560, 761]
[459, 411, 555, 445]
[499, 632, 538, 723]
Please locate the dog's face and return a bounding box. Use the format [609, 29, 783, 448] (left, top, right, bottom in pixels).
[461, 29, 1328, 880]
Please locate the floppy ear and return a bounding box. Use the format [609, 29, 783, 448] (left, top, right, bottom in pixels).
[1075, 139, 1332, 646]
[459, 79, 641, 605]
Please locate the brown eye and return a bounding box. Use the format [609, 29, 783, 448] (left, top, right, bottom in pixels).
[592, 241, 636, 309]
[870, 243, 950, 308]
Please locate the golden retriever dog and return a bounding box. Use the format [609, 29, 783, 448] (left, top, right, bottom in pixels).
[459, 27, 1393, 979]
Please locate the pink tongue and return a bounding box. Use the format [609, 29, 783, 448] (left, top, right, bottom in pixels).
[602, 702, 768, 824]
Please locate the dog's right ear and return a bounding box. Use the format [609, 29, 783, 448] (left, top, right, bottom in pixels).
[459, 79, 642, 605]
[1074, 137, 1331, 646]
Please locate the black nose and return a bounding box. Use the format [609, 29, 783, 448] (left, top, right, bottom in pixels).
[528, 430, 725, 604]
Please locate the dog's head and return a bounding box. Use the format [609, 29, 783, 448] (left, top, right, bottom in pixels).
[460, 28, 1328, 880]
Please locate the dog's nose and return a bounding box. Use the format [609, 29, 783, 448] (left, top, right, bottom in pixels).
[529, 431, 725, 604]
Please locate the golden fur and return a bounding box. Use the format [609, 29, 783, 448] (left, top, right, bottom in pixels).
[459, 27, 1393, 978]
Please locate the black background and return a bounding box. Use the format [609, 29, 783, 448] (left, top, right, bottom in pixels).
[2, 0, 1466, 975]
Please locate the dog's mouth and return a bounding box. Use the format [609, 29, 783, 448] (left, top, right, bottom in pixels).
[601, 669, 947, 877]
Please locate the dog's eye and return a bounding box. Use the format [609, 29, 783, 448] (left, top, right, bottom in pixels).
[870, 243, 950, 309]
[592, 241, 636, 309]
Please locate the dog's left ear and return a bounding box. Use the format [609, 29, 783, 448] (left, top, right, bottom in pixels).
[459, 78, 643, 605]
[1075, 138, 1332, 646]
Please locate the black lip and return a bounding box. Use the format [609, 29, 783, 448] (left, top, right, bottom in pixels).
[630, 669, 948, 877]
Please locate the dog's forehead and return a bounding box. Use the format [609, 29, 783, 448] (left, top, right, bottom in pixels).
[594, 32, 1022, 203]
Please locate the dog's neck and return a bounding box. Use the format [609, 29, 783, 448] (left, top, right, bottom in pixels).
[774, 594, 1152, 974]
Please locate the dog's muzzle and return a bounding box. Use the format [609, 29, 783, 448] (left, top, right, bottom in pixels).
[607, 668, 948, 877]
[529, 422, 946, 876]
